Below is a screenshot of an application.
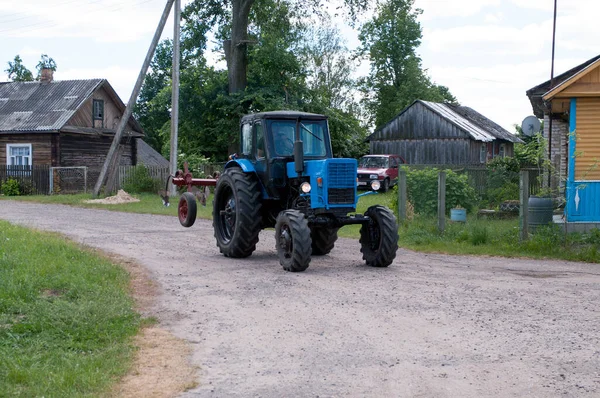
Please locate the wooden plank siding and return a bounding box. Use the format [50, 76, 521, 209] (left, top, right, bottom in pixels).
[575, 97, 600, 180]
[66, 86, 137, 132]
[556, 65, 600, 98]
[0, 133, 55, 166]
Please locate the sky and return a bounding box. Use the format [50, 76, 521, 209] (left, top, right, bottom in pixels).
[1, 0, 598, 134]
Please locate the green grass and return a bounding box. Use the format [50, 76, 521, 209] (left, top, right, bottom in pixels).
[3, 190, 600, 263]
[0, 192, 214, 219]
[0, 221, 141, 397]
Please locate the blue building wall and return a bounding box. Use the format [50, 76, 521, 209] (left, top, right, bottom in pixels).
[566, 98, 600, 222]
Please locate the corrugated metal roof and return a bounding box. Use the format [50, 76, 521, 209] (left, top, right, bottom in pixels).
[420, 101, 494, 142]
[0, 79, 103, 132]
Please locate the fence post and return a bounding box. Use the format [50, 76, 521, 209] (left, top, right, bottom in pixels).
[520, 170, 530, 241]
[438, 171, 446, 234]
[398, 170, 407, 223]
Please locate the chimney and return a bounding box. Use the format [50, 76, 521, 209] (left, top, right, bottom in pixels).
[40, 68, 54, 83]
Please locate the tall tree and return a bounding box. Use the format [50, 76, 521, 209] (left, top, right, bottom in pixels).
[358, 0, 456, 128]
[184, 0, 370, 94]
[5, 55, 34, 82]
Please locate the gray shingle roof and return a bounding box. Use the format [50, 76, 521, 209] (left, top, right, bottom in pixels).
[136, 139, 169, 167]
[0, 79, 104, 132]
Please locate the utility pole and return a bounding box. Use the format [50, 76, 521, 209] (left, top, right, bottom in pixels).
[93, 0, 176, 197]
[169, 0, 181, 196]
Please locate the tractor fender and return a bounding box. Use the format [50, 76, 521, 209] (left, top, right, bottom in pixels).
[223, 159, 270, 199]
[224, 159, 256, 173]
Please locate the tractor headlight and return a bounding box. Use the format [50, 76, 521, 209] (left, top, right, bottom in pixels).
[369, 174, 378, 180]
[300, 182, 311, 193]
[371, 180, 381, 191]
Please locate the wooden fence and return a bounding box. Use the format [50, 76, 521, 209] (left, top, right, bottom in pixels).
[406, 164, 542, 198]
[0, 165, 50, 195]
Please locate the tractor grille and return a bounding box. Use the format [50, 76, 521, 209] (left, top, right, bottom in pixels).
[328, 188, 354, 204]
[327, 160, 356, 205]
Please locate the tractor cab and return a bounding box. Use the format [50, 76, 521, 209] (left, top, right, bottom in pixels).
[238, 111, 332, 200]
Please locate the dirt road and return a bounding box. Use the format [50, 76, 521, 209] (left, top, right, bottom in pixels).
[1, 200, 599, 397]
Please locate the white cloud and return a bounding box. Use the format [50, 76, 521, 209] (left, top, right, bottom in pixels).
[424, 22, 550, 56]
[56, 66, 140, 101]
[415, 0, 501, 20]
[0, 0, 194, 43]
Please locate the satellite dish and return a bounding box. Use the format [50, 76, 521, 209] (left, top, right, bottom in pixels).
[521, 116, 541, 136]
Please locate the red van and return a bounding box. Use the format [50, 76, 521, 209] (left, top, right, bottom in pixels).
[357, 154, 405, 192]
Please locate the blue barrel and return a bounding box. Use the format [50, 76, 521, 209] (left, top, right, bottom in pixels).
[528, 196, 553, 232]
[450, 208, 467, 222]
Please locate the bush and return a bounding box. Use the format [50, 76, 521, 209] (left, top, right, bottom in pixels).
[392, 167, 479, 216]
[485, 157, 521, 207]
[1, 178, 21, 196]
[122, 165, 162, 193]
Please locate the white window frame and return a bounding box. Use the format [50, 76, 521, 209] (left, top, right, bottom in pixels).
[6, 143, 32, 167]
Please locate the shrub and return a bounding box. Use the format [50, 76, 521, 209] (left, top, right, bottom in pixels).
[122, 165, 162, 193]
[1, 178, 21, 196]
[485, 157, 521, 207]
[392, 168, 479, 216]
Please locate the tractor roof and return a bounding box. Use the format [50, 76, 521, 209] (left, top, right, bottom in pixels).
[240, 111, 327, 124]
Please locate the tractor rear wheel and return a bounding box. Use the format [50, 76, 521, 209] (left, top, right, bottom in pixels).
[213, 168, 262, 258]
[275, 210, 312, 272]
[310, 227, 339, 255]
[359, 205, 398, 267]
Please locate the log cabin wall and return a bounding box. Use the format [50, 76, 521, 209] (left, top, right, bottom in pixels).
[0, 133, 55, 166]
[59, 133, 135, 187]
[370, 102, 480, 164]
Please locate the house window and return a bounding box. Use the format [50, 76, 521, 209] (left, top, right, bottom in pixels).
[93, 99, 104, 127]
[480, 143, 487, 163]
[7, 144, 32, 167]
[499, 143, 506, 158]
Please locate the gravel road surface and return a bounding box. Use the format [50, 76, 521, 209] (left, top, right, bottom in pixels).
[1, 200, 599, 397]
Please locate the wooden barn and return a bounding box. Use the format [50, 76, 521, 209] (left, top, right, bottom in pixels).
[367, 100, 523, 165]
[0, 70, 150, 190]
[527, 54, 600, 226]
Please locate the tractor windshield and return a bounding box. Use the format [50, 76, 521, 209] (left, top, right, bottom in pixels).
[270, 120, 328, 157]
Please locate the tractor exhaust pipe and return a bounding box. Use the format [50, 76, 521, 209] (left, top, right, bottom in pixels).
[294, 118, 304, 174]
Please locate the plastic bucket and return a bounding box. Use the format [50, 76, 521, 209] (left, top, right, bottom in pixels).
[528, 196, 553, 232]
[450, 208, 467, 222]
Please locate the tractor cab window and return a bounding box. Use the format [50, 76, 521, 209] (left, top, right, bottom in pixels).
[300, 121, 327, 157]
[269, 119, 328, 158]
[241, 123, 252, 156]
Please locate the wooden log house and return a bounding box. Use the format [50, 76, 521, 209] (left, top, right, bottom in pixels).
[0, 70, 146, 190]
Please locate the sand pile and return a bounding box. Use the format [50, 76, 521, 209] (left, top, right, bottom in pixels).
[85, 189, 140, 204]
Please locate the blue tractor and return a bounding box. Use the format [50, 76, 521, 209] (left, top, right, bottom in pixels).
[182, 111, 398, 272]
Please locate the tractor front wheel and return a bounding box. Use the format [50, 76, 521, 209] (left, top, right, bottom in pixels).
[275, 210, 312, 272]
[359, 205, 398, 267]
[310, 227, 339, 255]
[213, 168, 262, 258]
